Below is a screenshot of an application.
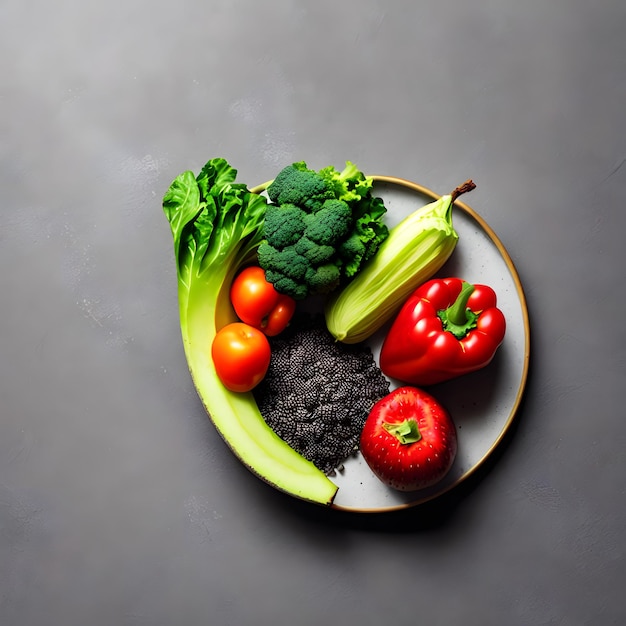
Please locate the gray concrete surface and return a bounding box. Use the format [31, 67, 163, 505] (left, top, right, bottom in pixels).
[2, 1, 625, 624]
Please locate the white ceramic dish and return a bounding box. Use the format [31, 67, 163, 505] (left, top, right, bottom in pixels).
[323, 176, 531, 512]
[218, 175, 529, 512]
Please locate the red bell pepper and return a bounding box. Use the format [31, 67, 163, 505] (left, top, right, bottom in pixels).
[379, 277, 506, 385]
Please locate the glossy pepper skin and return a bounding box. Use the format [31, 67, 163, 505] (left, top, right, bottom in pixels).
[379, 277, 506, 385]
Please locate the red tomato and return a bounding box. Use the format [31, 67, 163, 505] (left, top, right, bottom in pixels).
[211, 322, 271, 392]
[230, 266, 296, 336]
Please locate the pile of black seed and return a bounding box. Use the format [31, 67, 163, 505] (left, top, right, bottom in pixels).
[253, 314, 390, 474]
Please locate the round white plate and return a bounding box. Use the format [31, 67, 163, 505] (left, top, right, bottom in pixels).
[321, 176, 530, 512]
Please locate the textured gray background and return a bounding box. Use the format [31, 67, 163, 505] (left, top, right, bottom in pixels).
[2, 1, 625, 624]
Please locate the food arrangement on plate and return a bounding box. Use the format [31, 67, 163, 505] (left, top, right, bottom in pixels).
[162, 157, 529, 512]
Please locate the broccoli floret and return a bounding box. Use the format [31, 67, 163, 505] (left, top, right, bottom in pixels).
[267, 162, 332, 209]
[264, 273, 309, 301]
[339, 233, 367, 278]
[295, 236, 335, 265]
[257, 243, 308, 280]
[305, 264, 341, 294]
[303, 199, 352, 246]
[257, 243, 310, 300]
[257, 161, 390, 299]
[253, 314, 390, 474]
[263, 203, 307, 248]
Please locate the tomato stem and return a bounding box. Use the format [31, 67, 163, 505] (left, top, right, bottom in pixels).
[383, 418, 422, 445]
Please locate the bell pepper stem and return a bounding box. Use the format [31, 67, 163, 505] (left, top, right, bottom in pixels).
[447, 282, 475, 325]
[438, 281, 479, 339]
[383, 418, 422, 445]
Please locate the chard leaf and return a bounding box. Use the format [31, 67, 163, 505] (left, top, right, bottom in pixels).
[163, 170, 207, 286]
[196, 157, 238, 198]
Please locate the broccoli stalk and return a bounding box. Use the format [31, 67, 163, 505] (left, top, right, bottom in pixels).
[162, 158, 338, 505]
[251, 161, 390, 300]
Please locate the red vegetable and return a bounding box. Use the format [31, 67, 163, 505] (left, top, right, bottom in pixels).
[360, 386, 457, 491]
[211, 322, 271, 392]
[230, 266, 296, 336]
[380, 277, 506, 386]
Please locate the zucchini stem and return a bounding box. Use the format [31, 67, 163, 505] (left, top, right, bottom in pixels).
[451, 179, 476, 203]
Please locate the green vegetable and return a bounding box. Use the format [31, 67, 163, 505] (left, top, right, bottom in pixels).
[162, 157, 338, 505]
[325, 180, 476, 344]
[254, 161, 390, 300]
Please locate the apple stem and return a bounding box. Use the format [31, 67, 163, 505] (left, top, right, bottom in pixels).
[382, 418, 422, 445]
